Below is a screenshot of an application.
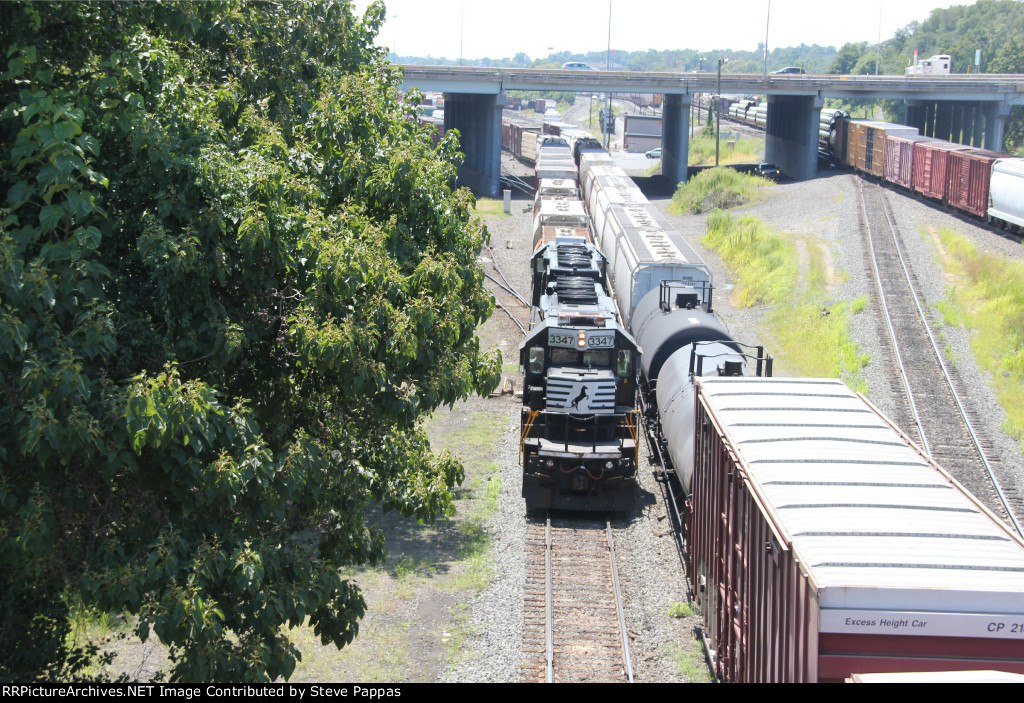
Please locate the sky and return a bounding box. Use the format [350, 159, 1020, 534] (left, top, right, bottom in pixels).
[351, 0, 969, 63]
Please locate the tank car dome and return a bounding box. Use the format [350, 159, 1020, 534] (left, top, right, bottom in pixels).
[631, 285, 738, 382]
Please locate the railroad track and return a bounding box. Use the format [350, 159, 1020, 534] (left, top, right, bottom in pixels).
[858, 179, 1024, 535]
[482, 244, 530, 337]
[521, 517, 634, 683]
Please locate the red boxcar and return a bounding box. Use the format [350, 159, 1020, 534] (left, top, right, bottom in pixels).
[885, 135, 934, 190]
[912, 140, 972, 201]
[945, 147, 1001, 217]
[688, 377, 1024, 683]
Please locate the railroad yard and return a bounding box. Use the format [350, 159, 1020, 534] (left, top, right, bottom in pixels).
[99, 114, 1024, 684]
[438, 152, 1024, 681]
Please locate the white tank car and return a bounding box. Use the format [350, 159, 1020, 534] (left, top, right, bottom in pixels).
[630, 280, 769, 492]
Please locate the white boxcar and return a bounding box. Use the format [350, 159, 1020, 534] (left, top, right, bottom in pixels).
[689, 376, 1024, 682]
[531, 198, 589, 249]
[579, 154, 710, 327]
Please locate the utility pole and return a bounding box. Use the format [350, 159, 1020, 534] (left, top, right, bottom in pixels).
[604, 0, 613, 149]
[716, 58, 728, 166]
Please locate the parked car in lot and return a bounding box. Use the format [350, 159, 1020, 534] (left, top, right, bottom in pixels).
[645, 147, 662, 159]
[755, 162, 780, 179]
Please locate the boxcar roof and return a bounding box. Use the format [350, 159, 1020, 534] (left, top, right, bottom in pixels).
[698, 376, 1024, 611]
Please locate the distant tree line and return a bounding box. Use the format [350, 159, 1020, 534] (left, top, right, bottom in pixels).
[399, 1, 1024, 154]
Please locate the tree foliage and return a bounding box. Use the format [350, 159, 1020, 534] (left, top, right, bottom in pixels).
[0, 0, 500, 682]
[826, 0, 1024, 77]
[823, 0, 1024, 152]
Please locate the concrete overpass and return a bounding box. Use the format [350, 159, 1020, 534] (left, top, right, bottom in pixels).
[400, 66, 1024, 195]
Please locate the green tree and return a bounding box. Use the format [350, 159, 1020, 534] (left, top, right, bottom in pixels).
[0, 0, 499, 682]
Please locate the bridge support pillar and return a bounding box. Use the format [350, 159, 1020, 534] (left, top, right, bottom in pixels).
[923, 102, 936, 137]
[962, 104, 978, 146]
[972, 103, 986, 147]
[662, 93, 691, 186]
[765, 94, 822, 180]
[950, 102, 964, 144]
[983, 102, 1011, 152]
[907, 100, 1006, 149]
[906, 101, 925, 134]
[934, 102, 953, 142]
[443, 91, 503, 197]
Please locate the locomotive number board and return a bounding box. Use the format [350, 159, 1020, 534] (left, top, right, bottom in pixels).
[548, 330, 615, 349]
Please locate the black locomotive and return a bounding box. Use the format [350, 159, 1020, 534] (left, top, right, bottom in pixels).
[519, 235, 639, 512]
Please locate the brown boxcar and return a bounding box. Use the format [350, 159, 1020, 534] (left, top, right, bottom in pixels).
[843, 120, 919, 177]
[945, 147, 1001, 217]
[688, 377, 1024, 683]
[911, 140, 973, 201]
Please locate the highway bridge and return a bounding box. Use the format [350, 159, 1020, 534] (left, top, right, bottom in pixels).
[400, 66, 1024, 195]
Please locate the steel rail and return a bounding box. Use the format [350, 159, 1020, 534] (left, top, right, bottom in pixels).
[545, 516, 553, 684]
[486, 245, 531, 308]
[859, 180, 931, 454]
[489, 292, 528, 336]
[484, 271, 529, 309]
[606, 521, 634, 683]
[872, 184, 1024, 538]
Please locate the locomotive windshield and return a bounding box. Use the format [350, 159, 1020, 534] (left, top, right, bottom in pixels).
[550, 348, 611, 367]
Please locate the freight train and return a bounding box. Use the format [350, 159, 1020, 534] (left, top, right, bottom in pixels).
[827, 116, 1024, 233]
[516, 127, 1024, 681]
[725, 105, 1024, 232]
[519, 134, 641, 512]
[519, 130, 771, 512]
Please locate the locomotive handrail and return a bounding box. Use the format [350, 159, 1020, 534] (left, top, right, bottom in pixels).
[523, 410, 637, 455]
[622, 410, 639, 466]
[521, 409, 540, 463]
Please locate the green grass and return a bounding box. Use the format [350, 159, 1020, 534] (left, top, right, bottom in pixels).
[768, 301, 869, 390]
[669, 167, 769, 215]
[701, 211, 868, 391]
[703, 211, 796, 305]
[668, 637, 713, 682]
[668, 600, 698, 618]
[934, 228, 1024, 448]
[473, 198, 509, 219]
[441, 603, 479, 667]
[687, 132, 764, 166]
